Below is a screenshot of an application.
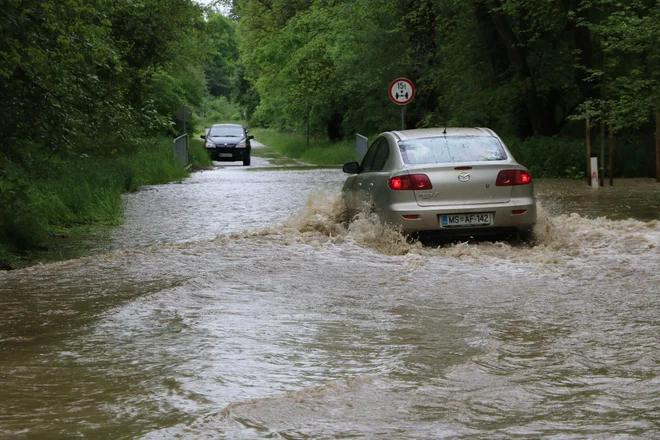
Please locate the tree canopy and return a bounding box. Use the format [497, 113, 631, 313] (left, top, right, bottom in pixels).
[234, 0, 660, 140]
[0, 0, 236, 164]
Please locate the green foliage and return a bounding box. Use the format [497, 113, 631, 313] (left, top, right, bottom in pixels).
[189, 139, 213, 166]
[0, 137, 191, 267]
[0, 0, 237, 264]
[232, 0, 659, 180]
[504, 135, 647, 179]
[201, 96, 242, 123]
[506, 137, 587, 178]
[237, 0, 406, 137]
[0, 0, 211, 163]
[251, 128, 354, 166]
[565, 166, 587, 180]
[204, 12, 239, 97]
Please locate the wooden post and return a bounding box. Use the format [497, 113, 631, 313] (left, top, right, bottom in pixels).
[656, 112, 659, 183]
[600, 121, 605, 186]
[609, 123, 614, 186]
[586, 116, 591, 186]
[306, 110, 310, 149]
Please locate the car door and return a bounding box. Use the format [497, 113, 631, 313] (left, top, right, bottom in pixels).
[343, 139, 377, 213]
[355, 137, 390, 211]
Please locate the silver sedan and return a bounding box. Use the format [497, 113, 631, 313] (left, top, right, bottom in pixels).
[342, 128, 537, 238]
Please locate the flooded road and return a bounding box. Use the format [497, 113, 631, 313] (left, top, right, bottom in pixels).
[1, 144, 659, 439]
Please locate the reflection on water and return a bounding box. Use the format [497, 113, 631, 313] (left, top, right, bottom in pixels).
[536, 178, 660, 221]
[1, 158, 659, 439]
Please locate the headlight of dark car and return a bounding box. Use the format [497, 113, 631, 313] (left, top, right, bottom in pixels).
[204, 140, 215, 149]
[235, 140, 247, 149]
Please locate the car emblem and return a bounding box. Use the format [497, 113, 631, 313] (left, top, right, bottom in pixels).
[224, 143, 228, 146]
[458, 172, 470, 182]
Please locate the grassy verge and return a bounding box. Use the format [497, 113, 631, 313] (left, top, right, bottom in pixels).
[250, 128, 355, 166]
[0, 136, 208, 269]
[189, 138, 213, 167]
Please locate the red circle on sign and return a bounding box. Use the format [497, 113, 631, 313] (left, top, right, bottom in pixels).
[389, 78, 415, 105]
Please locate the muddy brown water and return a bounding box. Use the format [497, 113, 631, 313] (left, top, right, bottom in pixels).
[1, 145, 659, 439]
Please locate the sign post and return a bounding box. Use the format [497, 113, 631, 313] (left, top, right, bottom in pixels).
[389, 78, 415, 130]
[176, 105, 193, 135]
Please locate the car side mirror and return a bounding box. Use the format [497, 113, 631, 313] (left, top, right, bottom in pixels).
[247, 135, 254, 140]
[343, 161, 361, 174]
[200, 134, 206, 139]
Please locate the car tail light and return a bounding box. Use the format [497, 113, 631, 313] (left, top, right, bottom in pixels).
[388, 174, 432, 190]
[496, 170, 532, 186]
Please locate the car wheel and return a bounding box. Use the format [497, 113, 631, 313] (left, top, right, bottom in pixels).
[243, 155, 251, 166]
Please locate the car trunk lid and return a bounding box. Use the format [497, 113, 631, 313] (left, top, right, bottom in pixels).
[408, 164, 514, 206]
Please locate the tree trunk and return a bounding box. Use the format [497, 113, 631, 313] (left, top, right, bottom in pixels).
[609, 124, 614, 186]
[488, 2, 551, 136]
[586, 117, 591, 186]
[564, 0, 599, 101]
[655, 112, 660, 182]
[600, 121, 605, 186]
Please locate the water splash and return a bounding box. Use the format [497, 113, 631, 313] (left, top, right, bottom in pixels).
[275, 192, 660, 266]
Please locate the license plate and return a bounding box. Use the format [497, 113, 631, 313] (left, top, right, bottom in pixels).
[217, 153, 233, 158]
[441, 212, 493, 227]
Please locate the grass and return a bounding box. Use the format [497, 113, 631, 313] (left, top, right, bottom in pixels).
[189, 138, 213, 167]
[0, 136, 206, 269]
[250, 128, 355, 166]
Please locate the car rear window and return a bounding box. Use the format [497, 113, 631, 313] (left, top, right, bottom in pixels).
[209, 126, 244, 137]
[399, 136, 507, 164]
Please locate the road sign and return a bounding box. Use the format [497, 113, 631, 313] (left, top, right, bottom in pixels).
[176, 106, 192, 121]
[176, 106, 193, 135]
[389, 78, 415, 106]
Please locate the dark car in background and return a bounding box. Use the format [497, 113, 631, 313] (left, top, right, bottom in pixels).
[201, 124, 254, 166]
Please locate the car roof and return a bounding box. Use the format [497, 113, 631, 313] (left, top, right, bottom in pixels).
[390, 127, 497, 140]
[211, 123, 244, 129]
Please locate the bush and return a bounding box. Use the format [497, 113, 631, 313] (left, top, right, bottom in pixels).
[189, 138, 213, 166]
[504, 137, 585, 178]
[504, 135, 649, 178]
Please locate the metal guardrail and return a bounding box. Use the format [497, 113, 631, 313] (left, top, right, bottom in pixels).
[173, 134, 188, 165]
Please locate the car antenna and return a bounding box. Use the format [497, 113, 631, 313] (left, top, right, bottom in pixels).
[443, 117, 447, 135]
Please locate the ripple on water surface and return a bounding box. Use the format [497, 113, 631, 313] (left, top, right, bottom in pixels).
[1, 179, 659, 439]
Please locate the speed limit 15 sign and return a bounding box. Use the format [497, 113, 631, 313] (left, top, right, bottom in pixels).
[389, 78, 415, 105]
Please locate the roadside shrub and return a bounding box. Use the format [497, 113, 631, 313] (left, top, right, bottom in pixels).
[504, 137, 585, 178]
[0, 135, 192, 268]
[0, 159, 51, 249]
[504, 136, 649, 178]
[119, 137, 188, 186]
[189, 138, 213, 166]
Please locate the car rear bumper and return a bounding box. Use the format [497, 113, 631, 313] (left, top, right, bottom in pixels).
[381, 198, 537, 235]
